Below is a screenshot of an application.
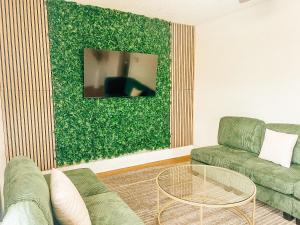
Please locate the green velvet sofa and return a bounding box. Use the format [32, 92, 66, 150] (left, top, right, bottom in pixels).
[191, 116, 300, 224]
[3, 157, 144, 225]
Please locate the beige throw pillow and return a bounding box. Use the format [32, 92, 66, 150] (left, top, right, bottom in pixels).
[50, 169, 91, 225]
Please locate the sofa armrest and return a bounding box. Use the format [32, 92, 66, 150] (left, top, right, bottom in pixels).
[4, 157, 53, 225]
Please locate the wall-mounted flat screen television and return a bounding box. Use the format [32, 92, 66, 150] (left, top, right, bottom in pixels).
[84, 48, 158, 98]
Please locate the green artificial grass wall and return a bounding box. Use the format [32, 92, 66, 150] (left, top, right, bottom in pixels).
[47, 0, 171, 166]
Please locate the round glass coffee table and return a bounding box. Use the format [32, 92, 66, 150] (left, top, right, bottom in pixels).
[156, 165, 256, 225]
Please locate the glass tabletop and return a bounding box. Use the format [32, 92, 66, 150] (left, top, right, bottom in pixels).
[156, 165, 256, 207]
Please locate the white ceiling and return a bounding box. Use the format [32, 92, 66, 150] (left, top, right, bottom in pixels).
[72, 0, 265, 25]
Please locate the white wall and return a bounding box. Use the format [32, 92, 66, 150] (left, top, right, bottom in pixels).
[194, 0, 300, 147]
[43, 145, 193, 174]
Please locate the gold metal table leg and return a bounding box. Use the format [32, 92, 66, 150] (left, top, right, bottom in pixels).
[199, 206, 203, 225]
[252, 196, 256, 225]
[157, 187, 160, 215]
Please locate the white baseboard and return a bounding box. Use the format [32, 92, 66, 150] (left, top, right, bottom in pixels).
[43, 145, 194, 174]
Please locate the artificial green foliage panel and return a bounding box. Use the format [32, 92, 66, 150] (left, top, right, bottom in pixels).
[47, 0, 171, 166]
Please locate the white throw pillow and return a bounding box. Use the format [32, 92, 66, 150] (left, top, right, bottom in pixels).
[50, 169, 91, 225]
[259, 129, 298, 168]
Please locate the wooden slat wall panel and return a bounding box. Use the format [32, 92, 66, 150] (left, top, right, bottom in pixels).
[171, 23, 195, 148]
[0, 0, 55, 170]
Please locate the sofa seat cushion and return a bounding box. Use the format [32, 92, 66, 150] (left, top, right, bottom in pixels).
[83, 192, 144, 225]
[242, 158, 300, 195]
[256, 184, 294, 216]
[44, 168, 109, 198]
[191, 145, 257, 171]
[293, 181, 300, 200]
[191, 146, 300, 196]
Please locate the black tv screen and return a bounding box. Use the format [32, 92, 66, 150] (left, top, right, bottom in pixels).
[84, 48, 158, 98]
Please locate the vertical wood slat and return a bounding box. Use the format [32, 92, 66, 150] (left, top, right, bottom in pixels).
[0, 0, 55, 170]
[170, 23, 195, 148]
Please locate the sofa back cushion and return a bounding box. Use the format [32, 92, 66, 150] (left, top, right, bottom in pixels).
[218, 116, 265, 154]
[4, 156, 54, 225]
[266, 123, 300, 164]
